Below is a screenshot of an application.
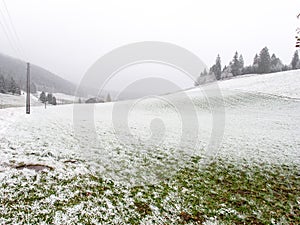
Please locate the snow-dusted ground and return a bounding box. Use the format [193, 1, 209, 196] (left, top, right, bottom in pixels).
[218, 70, 300, 99]
[36, 91, 85, 104]
[0, 91, 41, 109]
[0, 91, 80, 109]
[186, 70, 300, 166]
[0, 70, 299, 224]
[52, 92, 76, 102]
[0, 70, 299, 186]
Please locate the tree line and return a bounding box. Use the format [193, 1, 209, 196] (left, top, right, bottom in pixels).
[0, 74, 21, 95]
[195, 48, 300, 85]
[39, 91, 57, 105]
[84, 93, 112, 104]
[0, 70, 38, 95]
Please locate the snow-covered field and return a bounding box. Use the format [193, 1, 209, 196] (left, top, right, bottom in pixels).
[186, 70, 300, 165]
[0, 91, 41, 109]
[0, 70, 299, 224]
[218, 70, 300, 99]
[0, 91, 80, 109]
[36, 91, 84, 104]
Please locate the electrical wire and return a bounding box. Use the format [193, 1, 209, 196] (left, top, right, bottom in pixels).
[2, 0, 25, 59]
[0, 0, 24, 60]
[0, 11, 21, 58]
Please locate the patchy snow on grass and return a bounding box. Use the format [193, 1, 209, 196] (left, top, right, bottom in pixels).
[0, 70, 299, 224]
[0, 70, 299, 182]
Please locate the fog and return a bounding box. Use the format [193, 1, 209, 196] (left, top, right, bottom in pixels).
[0, 0, 299, 94]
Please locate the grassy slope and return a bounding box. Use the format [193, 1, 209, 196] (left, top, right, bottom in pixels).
[0, 158, 299, 224]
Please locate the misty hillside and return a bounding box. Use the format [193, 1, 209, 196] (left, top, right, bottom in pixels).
[0, 53, 77, 95]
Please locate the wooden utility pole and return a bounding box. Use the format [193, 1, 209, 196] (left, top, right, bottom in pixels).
[26, 62, 30, 114]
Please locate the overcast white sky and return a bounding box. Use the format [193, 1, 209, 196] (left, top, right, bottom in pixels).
[0, 0, 299, 85]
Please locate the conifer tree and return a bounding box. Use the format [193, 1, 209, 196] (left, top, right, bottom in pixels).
[214, 55, 222, 80]
[231, 51, 240, 76]
[52, 96, 57, 105]
[47, 93, 53, 104]
[253, 53, 260, 73]
[0, 74, 5, 93]
[258, 47, 271, 74]
[291, 50, 300, 69]
[39, 91, 47, 103]
[201, 69, 208, 76]
[238, 55, 244, 69]
[270, 54, 283, 72]
[8, 77, 17, 94]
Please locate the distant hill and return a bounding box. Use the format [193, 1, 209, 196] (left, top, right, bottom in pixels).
[0, 53, 80, 96]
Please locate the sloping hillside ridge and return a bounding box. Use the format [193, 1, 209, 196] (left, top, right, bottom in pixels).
[0, 53, 77, 95]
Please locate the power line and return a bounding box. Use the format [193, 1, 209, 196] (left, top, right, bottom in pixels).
[0, 0, 29, 114]
[0, 12, 21, 58]
[0, 0, 24, 59]
[2, 0, 25, 58]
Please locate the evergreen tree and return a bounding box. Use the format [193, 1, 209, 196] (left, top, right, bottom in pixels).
[47, 93, 53, 104]
[282, 65, 291, 71]
[201, 69, 208, 76]
[39, 91, 47, 103]
[52, 96, 57, 105]
[242, 66, 254, 75]
[238, 54, 244, 74]
[231, 51, 240, 76]
[270, 54, 283, 72]
[214, 55, 222, 80]
[239, 55, 244, 68]
[0, 74, 5, 93]
[209, 65, 215, 75]
[270, 54, 277, 71]
[253, 54, 260, 73]
[195, 69, 208, 86]
[258, 47, 271, 74]
[291, 50, 300, 69]
[8, 77, 17, 94]
[221, 65, 233, 79]
[271, 54, 277, 62]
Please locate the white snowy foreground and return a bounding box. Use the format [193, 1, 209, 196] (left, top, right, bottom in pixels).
[0, 70, 299, 224]
[1, 70, 299, 177]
